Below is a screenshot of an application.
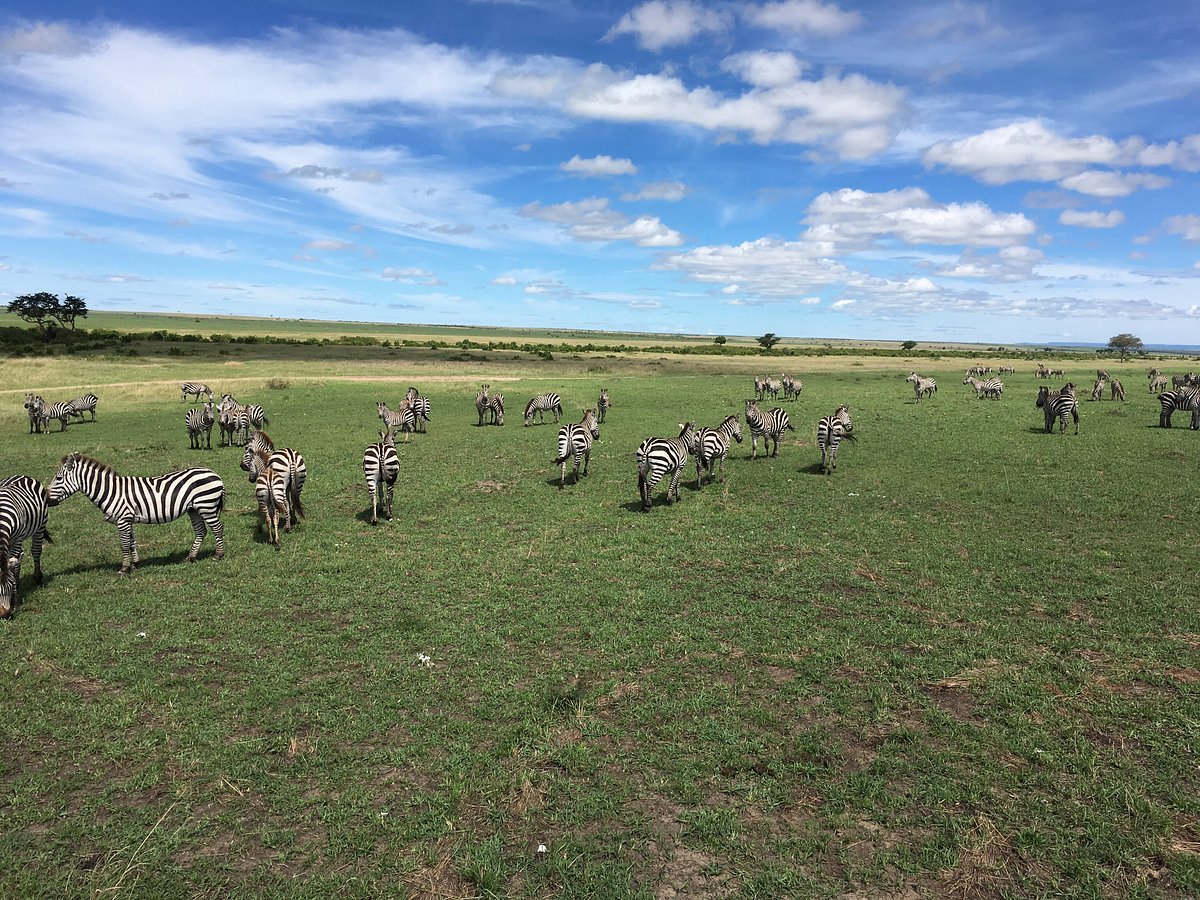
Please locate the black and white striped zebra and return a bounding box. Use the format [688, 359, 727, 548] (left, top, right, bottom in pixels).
[552, 409, 600, 488]
[476, 384, 490, 426]
[46, 453, 226, 574]
[23, 393, 47, 434]
[488, 393, 505, 426]
[180, 381, 213, 403]
[0, 475, 51, 618]
[597, 388, 610, 424]
[66, 393, 98, 422]
[963, 376, 1003, 399]
[41, 400, 74, 432]
[241, 432, 306, 530]
[185, 401, 216, 450]
[998, 366, 1015, 375]
[744, 399, 793, 458]
[761, 377, 781, 401]
[218, 396, 243, 447]
[1109, 378, 1126, 402]
[1036, 385, 1079, 435]
[694, 414, 743, 486]
[364, 431, 400, 525]
[251, 450, 289, 550]
[781, 375, 803, 401]
[524, 393, 563, 426]
[1149, 375, 1168, 394]
[817, 405, 856, 475]
[1089, 377, 1107, 401]
[405, 395, 430, 433]
[636, 422, 695, 511]
[241, 403, 268, 442]
[906, 373, 937, 401]
[1158, 387, 1200, 429]
[377, 400, 415, 440]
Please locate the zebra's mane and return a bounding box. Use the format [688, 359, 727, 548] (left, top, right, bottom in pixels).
[61, 453, 116, 474]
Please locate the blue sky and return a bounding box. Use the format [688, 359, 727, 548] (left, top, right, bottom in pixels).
[1, 1, 1198, 344]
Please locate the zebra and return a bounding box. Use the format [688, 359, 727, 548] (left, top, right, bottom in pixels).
[1036, 386, 1079, 435]
[1049, 368, 1065, 379]
[180, 382, 213, 403]
[46, 453, 226, 574]
[23, 393, 47, 434]
[693, 414, 743, 486]
[966, 365, 986, 377]
[250, 450, 289, 550]
[241, 431, 307, 530]
[781, 375, 804, 401]
[1157, 387, 1200, 429]
[41, 400, 75, 432]
[185, 401, 216, 449]
[597, 388, 610, 424]
[488, 393, 505, 426]
[963, 376, 1003, 399]
[552, 409, 601, 488]
[1172, 373, 1198, 388]
[1110, 378, 1126, 402]
[0, 476, 51, 618]
[403, 387, 430, 433]
[1089, 377, 1107, 401]
[524, 393, 563, 426]
[364, 431, 399, 525]
[998, 366, 1015, 375]
[636, 422, 695, 511]
[66, 393, 98, 422]
[218, 396, 244, 447]
[906, 373, 936, 401]
[1148, 367, 1162, 380]
[753, 375, 765, 401]
[817, 405, 856, 475]
[377, 401, 415, 440]
[240, 403, 268, 443]
[1096, 368, 1111, 381]
[1149, 375, 1168, 394]
[761, 377, 781, 401]
[744, 399, 793, 458]
[476, 384, 490, 426]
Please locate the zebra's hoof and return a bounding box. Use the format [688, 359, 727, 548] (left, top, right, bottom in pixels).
[186, 554, 197, 563]
[213, 551, 225, 561]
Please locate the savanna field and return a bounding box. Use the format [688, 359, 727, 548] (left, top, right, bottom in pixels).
[1, 334, 1198, 898]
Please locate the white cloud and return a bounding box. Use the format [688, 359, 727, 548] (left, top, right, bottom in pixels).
[382, 266, 435, 280]
[604, 1, 729, 51]
[303, 238, 356, 251]
[742, 1, 864, 36]
[1059, 209, 1126, 228]
[656, 237, 851, 296]
[1058, 170, 1170, 197]
[936, 246, 1045, 282]
[520, 197, 682, 247]
[620, 180, 688, 202]
[491, 275, 518, 285]
[0, 21, 97, 57]
[721, 51, 807, 88]
[1165, 215, 1200, 242]
[560, 154, 637, 177]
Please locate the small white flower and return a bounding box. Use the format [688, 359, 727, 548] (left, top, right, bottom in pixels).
[416, 653, 433, 668]
[378, 810, 389, 818]
[136, 632, 147, 639]
[847, 492, 859, 497]
[536, 843, 548, 855]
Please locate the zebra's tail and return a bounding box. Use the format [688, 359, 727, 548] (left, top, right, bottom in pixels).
[40, 528, 53, 544]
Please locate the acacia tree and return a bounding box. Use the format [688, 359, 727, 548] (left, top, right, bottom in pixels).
[1106, 333, 1144, 360]
[757, 332, 781, 351]
[901, 340, 918, 350]
[5, 292, 88, 339]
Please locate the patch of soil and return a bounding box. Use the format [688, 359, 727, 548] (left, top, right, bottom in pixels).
[653, 846, 738, 899]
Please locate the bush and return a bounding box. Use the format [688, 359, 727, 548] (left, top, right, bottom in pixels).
[265, 378, 291, 390]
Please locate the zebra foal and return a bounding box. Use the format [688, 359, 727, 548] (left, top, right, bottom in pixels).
[694, 415, 742, 486]
[0, 476, 51, 617]
[241, 432, 307, 531]
[364, 431, 400, 525]
[817, 405, 855, 474]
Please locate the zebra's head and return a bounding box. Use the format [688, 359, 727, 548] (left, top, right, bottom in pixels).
[726, 415, 743, 443]
[245, 449, 269, 484]
[583, 409, 600, 439]
[47, 453, 83, 506]
[406, 386, 419, 401]
[376, 401, 388, 417]
[1036, 386, 1049, 408]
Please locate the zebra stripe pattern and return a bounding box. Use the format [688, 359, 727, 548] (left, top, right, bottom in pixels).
[0, 476, 51, 617]
[694, 414, 742, 486]
[364, 431, 400, 525]
[67, 393, 98, 422]
[377, 401, 415, 440]
[41, 401, 74, 432]
[744, 399, 793, 458]
[47, 453, 225, 574]
[524, 393, 563, 426]
[1109, 378, 1126, 402]
[1158, 387, 1200, 429]
[218, 396, 244, 447]
[553, 409, 600, 488]
[185, 401, 216, 449]
[761, 377, 781, 401]
[818, 405, 855, 475]
[636, 422, 694, 511]
[1036, 385, 1080, 435]
[963, 376, 1003, 399]
[251, 451, 289, 550]
[476, 384, 490, 426]
[180, 382, 213, 403]
[781, 376, 803, 401]
[241, 432, 307, 530]
[488, 393, 505, 426]
[597, 389, 610, 424]
[409, 396, 431, 433]
[906, 373, 936, 401]
[1149, 375, 1168, 394]
[23, 394, 47, 434]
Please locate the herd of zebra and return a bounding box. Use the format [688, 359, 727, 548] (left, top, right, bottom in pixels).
[22, 392, 98, 433]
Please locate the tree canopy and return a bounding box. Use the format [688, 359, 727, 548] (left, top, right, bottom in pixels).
[756, 332, 781, 351]
[1106, 333, 1144, 359]
[900, 340, 918, 350]
[6, 292, 89, 338]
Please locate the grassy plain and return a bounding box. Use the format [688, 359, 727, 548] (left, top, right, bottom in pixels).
[1, 339, 1198, 898]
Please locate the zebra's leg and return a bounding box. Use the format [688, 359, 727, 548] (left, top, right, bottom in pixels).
[187, 511, 208, 562]
[385, 481, 395, 521]
[369, 479, 379, 525]
[117, 521, 137, 574]
[31, 530, 45, 585]
[667, 470, 682, 504]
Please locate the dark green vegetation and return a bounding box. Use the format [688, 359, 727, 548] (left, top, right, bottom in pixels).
[1, 344, 1198, 898]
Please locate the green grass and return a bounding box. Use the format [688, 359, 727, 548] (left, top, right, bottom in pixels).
[1, 345, 1198, 898]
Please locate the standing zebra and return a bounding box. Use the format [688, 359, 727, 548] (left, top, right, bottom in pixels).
[476, 384, 490, 426]
[1110, 378, 1126, 402]
[181, 382, 213, 403]
[817, 405, 856, 475]
[240, 403, 268, 443]
[1157, 386, 1200, 429]
[998, 366, 1015, 375]
[218, 396, 244, 447]
[744, 399, 793, 458]
[636, 422, 694, 511]
[906, 373, 936, 401]
[377, 400, 415, 440]
[753, 376, 765, 401]
[250, 450, 289, 550]
[0, 476, 51, 618]
[761, 377, 781, 401]
[694, 414, 743, 486]
[185, 401, 216, 450]
[597, 389, 610, 424]
[364, 431, 400, 525]
[1036, 386, 1080, 435]
[40, 400, 75, 432]
[488, 392, 505, 426]
[553, 409, 601, 488]
[46, 453, 225, 574]
[1149, 375, 1169, 394]
[23, 394, 47, 434]
[241, 432, 307, 531]
[963, 376, 1003, 399]
[524, 393, 563, 426]
[1089, 378, 1107, 401]
[781, 375, 804, 401]
[409, 396, 431, 433]
[66, 393, 98, 422]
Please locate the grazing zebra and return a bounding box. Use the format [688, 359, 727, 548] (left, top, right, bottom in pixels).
[694, 414, 743, 486]
[185, 401, 216, 449]
[998, 366, 1015, 375]
[524, 393, 563, 426]
[597, 388, 610, 424]
[0, 476, 51, 618]
[41, 400, 74, 432]
[1172, 373, 1198, 388]
[364, 431, 399, 525]
[475, 384, 490, 426]
[817, 405, 856, 475]
[1157, 387, 1200, 429]
[636, 422, 694, 511]
[377, 401, 415, 440]
[1096, 369, 1111, 381]
[488, 392, 505, 426]
[761, 377, 781, 401]
[1089, 378, 1107, 401]
[66, 393, 98, 422]
[241, 431, 307, 530]
[1149, 375, 1168, 394]
[966, 365, 986, 377]
[552, 409, 601, 488]
[23, 394, 47, 434]
[180, 382, 213, 403]
[906, 373, 937, 401]
[251, 451, 289, 550]
[1110, 378, 1126, 402]
[1049, 368, 1064, 379]
[963, 376, 1003, 399]
[46, 453, 225, 574]
[744, 400, 793, 458]
[1036, 386, 1079, 435]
